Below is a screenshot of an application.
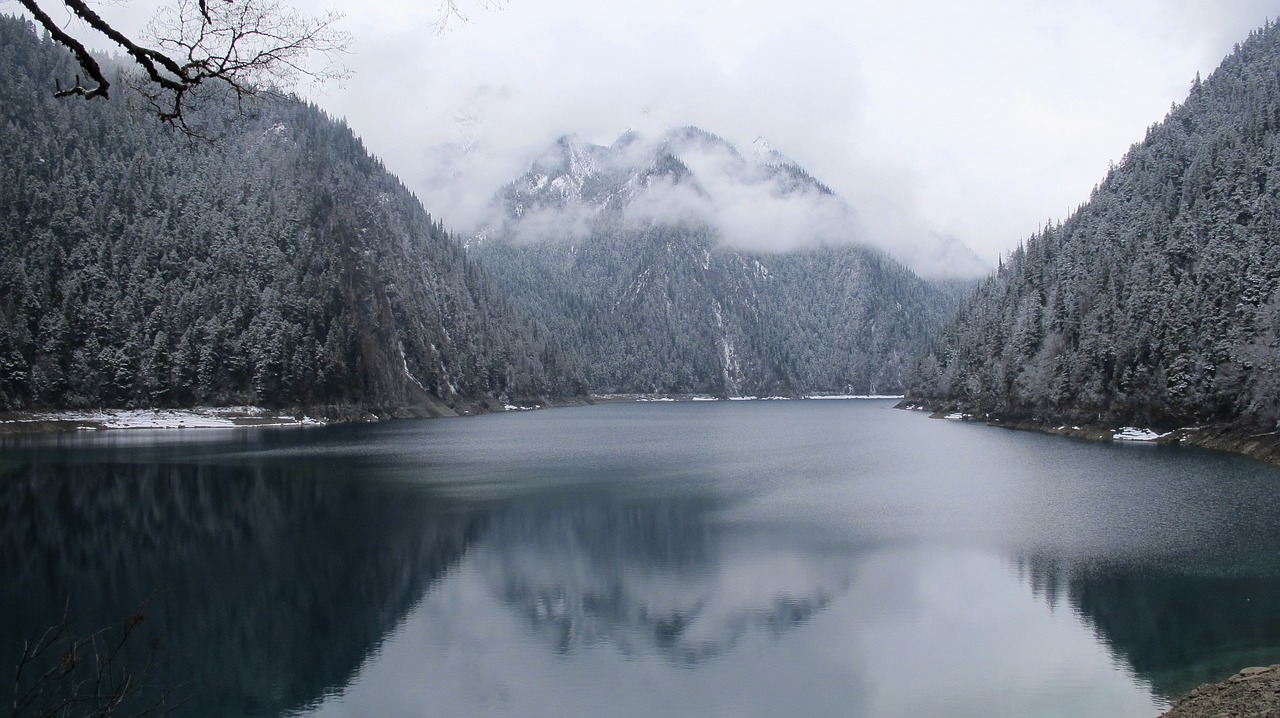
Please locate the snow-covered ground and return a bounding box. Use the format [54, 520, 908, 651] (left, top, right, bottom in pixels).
[587, 393, 904, 404]
[1113, 427, 1169, 442]
[803, 394, 904, 400]
[1, 407, 323, 431]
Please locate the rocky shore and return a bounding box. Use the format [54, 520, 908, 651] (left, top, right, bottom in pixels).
[896, 401, 1280, 468]
[1160, 665, 1280, 717]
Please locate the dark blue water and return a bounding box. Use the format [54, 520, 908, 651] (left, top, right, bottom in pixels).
[3, 400, 1280, 717]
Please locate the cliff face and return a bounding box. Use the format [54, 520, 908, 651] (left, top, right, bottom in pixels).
[905, 21, 1280, 435]
[0, 15, 578, 415]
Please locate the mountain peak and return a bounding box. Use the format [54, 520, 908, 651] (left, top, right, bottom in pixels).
[751, 136, 776, 159]
[476, 126, 988, 278]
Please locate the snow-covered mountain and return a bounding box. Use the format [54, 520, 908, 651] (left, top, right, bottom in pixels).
[474, 127, 988, 279]
[467, 127, 973, 397]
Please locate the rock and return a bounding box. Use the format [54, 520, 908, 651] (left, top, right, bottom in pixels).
[1161, 665, 1280, 718]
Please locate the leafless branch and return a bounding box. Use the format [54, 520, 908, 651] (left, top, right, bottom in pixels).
[18, 0, 351, 134]
[9, 604, 177, 718]
[434, 0, 506, 35]
[14, 0, 111, 99]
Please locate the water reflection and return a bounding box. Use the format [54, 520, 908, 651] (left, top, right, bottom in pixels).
[477, 496, 845, 664]
[6, 402, 1280, 718]
[1018, 554, 1280, 700]
[0, 446, 485, 717]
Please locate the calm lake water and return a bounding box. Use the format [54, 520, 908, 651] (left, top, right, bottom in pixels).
[4, 400, 1280, 717]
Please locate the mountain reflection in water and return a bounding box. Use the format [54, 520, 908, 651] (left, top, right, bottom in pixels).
[476, 496, 844, 664]
[0, 437, 485, 718]
[1019, 554, 1280, 700]
[3, 402, 1280, 718]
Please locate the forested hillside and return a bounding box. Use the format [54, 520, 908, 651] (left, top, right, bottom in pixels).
[471, 129, 967, 396]
[0, 15, 578, 415]
[906, 20, 1280, 433]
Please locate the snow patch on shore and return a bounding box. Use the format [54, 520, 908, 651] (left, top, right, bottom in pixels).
[2, 407, 323, 430]
[804, 394, 904, 400]
[589, 394, 902, 404]
[1113, 427, 1166, 442]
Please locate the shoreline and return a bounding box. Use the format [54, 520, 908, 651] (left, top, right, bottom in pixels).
[0, 394, 903, 436]
[0, 400, 548, 435]
[1159, 664, 1280, 717]
[588, 393, 903, 403]
[0, 406, 328, 434]
[896, 400, 1280, 468]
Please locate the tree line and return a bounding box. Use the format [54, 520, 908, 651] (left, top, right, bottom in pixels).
[0, 15, 579, 414]
[906, 19, 1280, 431]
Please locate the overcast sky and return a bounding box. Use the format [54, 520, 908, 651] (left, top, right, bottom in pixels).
[60, 0, 1280, 265]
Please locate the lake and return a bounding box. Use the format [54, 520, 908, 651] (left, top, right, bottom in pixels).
[3, 399, 1280, 717]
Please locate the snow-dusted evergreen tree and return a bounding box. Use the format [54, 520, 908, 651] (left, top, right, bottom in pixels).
[906, 20, 1280, 431]
[0, 15, 579, 414]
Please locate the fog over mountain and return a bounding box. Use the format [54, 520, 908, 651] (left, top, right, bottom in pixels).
[29, 0, 1277, 269]
[469, 128, 969, 397]
[474, 127, 987, 279]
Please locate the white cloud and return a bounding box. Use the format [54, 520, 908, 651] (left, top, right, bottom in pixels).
[316, 0, 1273, 269]
[504, 203, 595, 245]
[23, 0, 1275, 268]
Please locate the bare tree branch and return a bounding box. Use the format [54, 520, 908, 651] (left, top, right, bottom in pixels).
[9, 605, 177, 718]
[434, 0, 506, 35]
[18, 0, 351, 134]
[14, 0, 111, 99]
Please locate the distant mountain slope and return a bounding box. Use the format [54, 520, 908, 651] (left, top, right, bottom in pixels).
[477, 127, 988, 279]
[0, 15, 578, 415]
[470, 128, 967, 396]
[904, 20, 1280, 437]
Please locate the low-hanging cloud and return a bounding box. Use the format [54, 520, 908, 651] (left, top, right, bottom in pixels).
[482, 129, 989, 277]
[620, 145, 858, 255]
[502, 204, 593, 245]
[314, 0, 1275, 273]
[30, 0, 1277, 269]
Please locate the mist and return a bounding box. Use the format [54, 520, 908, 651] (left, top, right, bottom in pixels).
[41, 0, 1280, 268]
[479, 128, 989, 279]
[323, 0, 1276, 269]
